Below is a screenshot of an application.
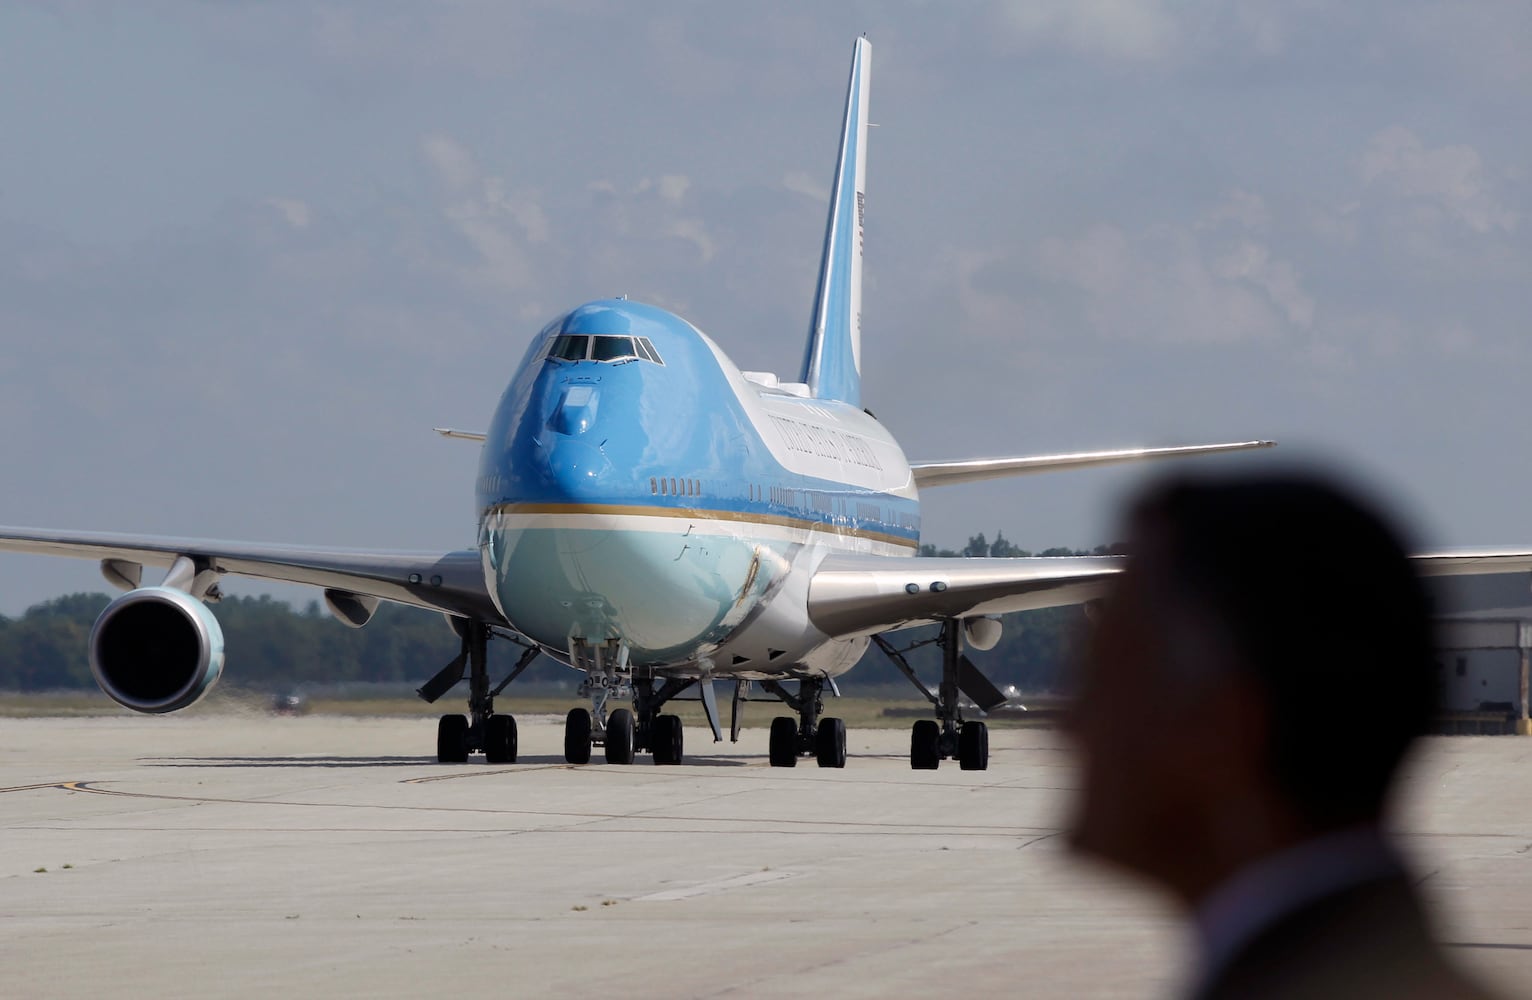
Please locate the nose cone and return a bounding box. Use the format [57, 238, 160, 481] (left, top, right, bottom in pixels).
[544, 435, 612, 494]
[540, 381, 615, 497]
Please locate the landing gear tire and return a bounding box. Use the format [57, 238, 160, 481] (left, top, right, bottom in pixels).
[485, 713, 518, 764]
[564, 708, 593, 765]
[816, 716, 847, 769]
[652, 714, 684, 765]
[437, 714, 469, 764]
[768, 716, 798, 768]
[910, 719, 940, 771]
[606, 708, 636, 765]
[959, 720, 989, 771]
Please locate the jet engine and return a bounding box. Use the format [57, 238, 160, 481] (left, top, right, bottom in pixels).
[89, 586, 226, 713]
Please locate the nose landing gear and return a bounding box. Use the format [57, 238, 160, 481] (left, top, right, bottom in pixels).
[564, 639, 695, 765]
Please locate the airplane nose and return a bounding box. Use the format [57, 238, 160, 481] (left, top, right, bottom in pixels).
[542, 383, 612, 493]
[550, 384, 600, 436]
[543, 434, 611, 494]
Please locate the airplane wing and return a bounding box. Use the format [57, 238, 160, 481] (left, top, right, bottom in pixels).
[910, 440, 1276, 489]
[809, 547, 1532, 640]
[808, 554, 1122, 638]
[0, 526, 504, 624]
[434, 428, 487, 442]
[1412, 549, 1532, 578]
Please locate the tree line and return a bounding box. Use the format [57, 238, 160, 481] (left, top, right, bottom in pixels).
[0, 532, 1102, 696]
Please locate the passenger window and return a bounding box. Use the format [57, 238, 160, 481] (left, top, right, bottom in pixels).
[550, 335, 589, 361]
[592, 336, 638, 362]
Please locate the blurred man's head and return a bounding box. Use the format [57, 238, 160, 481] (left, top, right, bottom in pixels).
[1068, 470, 1437, 903]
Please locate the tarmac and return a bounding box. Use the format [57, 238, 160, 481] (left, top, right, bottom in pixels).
[1, 714, 1529, 998]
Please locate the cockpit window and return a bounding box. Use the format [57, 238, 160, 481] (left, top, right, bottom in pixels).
[545, 333, 664, 365]
[550, 334, 589, 361]
[591, 335, 638, 362]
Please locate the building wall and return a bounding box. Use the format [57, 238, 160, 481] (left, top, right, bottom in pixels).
[1435, 648, 1520, 712]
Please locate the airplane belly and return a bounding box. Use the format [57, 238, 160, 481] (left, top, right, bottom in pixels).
[485, 511, 786, 663]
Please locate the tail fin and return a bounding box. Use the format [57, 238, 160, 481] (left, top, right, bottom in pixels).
[800, 36, 870, 408]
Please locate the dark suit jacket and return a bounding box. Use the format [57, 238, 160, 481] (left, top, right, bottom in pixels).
[1193, 874, 1498, 1000]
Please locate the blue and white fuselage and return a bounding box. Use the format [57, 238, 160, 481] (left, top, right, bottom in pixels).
[477, 298, 917, 682]
[476, 36, 885, 689]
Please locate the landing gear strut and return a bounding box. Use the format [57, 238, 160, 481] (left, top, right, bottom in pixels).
[563, 641, 692, 766]
[417, 620, 540, 764]
[762, 677, 846, 769]
[872, 620, 992, 771]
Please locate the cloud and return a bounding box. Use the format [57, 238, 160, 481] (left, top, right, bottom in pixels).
[782, 171, 829, 203]
[265, 197, 312, 230]
[420, 134, 549, 289]
[655, 174, 690, 205]
[421, 134, 479, 191]
[1213, 240, 1314, 329]
[993, 0, 1183, 62]
[1199, 189, 1270, 232]
[663, 218, 715, 262]
[1396, 0, 1532, 86]
[1031, 219, 1314, 344]
[583, 174, 717, 263]
[1359, 126, 1516, 234]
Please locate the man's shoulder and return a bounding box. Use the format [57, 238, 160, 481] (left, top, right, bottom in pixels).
[1197, 875, 1498, 1000]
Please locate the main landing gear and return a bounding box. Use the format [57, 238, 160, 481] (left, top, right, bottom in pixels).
[758, 677, 847, 769]
[871, 619, 1008, 771]
[417, 619, 541, 764]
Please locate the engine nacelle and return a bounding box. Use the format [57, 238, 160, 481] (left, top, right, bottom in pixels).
[89, 586, 226, 713]
[963, 616, 1003, 652]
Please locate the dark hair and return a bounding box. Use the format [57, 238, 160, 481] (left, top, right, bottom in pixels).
[1128, 471, 1438, 827]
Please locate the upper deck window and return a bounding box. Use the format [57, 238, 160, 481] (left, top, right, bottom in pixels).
[545, 333, 664, 365]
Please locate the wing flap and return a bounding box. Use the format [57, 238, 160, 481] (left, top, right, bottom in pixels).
[0, 526, 503, 623]
[911, 440, 1275, 489]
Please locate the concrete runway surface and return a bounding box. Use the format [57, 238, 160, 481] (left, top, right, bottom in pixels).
[2, 715, 1528, 998]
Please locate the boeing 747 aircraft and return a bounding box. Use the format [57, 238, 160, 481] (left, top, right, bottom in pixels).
[4, 39, 1528, 770]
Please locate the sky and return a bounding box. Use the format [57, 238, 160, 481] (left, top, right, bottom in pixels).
[0, 1, 1528, 614]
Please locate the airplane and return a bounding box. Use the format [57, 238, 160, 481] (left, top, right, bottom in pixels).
[4, 38, 1528, 771]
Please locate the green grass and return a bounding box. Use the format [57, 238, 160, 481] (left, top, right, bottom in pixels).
[0, 689, 1065, 728]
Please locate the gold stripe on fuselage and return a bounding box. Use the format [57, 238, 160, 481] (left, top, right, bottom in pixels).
[487, 502, 920, 551]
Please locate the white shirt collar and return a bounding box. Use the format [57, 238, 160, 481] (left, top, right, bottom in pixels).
[1191, 825, 1402, 989]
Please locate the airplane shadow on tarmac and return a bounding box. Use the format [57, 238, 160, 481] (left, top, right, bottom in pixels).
[141, 754, 754, 768]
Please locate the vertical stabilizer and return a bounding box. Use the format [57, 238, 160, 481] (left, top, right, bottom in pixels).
[800, 37, 870, 408]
